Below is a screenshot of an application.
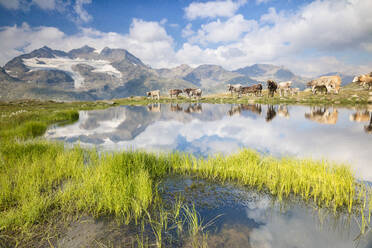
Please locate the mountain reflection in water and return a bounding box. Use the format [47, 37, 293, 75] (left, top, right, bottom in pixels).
[45, 103, 372, 181]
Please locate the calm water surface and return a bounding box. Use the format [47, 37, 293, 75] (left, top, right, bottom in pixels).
[46, 103, 372, 247]
[46, 103, 372, 181]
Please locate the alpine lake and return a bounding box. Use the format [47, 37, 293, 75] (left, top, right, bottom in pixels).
[43, 102, 372, 248]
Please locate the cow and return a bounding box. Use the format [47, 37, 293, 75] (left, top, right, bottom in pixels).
[305, 107, 338, 125]
[353, 74, 372, 90]
[289, 87, 300, 96]
[267, 80, 278, 97]
[349, 111, 370, 122]
[147, 103, 161, 112]
[146, 90, 160, 100]
[241, 84, 263, 96]
[277, 105, 290, 119]
[169, 89, 183, 98]
[312, 85, 328, 95]
[307, 75, 341, 95]
[227, 84, 243, 98]
[278, 81, 292, 97]
[183, 88, 195, 98]
[183, 88, 202, 99]
[190, 88, 202, 99]
[266, 105, 277, 122]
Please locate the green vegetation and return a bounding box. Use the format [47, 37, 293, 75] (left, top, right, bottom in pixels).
[1, 97, 372, 246]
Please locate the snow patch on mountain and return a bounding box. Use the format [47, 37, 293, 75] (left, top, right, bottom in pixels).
[23, 57, 122, 88]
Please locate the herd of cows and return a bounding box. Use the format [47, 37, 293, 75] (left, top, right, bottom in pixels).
[145, 72, 372, 100]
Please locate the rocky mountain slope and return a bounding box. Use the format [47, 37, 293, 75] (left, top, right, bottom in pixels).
[234, 64, 309, 90]
[1, 46, 318, 100]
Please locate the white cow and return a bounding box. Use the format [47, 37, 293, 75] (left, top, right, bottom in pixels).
[146, 90, 160, 100]
[278, 81, 292, 96]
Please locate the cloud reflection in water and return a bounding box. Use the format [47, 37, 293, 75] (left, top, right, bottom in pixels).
[45, 104, 372, 181]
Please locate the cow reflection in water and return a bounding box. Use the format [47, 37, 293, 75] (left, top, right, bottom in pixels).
[170, 104, 183, 112]
[227, 104, 262, 116]
[184, 103, 202, 114]
[305, 107, 338, 124]
[364, 114, 372, 134]
[147, 103, 161, 112]
[349, 111, 370, 122]
[277, 105, 290, 119]
[350, 110, 372, 134]
[266, 105, 277, 122]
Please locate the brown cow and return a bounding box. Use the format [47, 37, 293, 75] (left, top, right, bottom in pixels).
[169, 89, 183, 98]
[241, 84, 263, 96]
[183, 88, 202, 99]
[307, 75, 341, 94]
[267, 80, 278, 97]
[353, 74, 372, 90]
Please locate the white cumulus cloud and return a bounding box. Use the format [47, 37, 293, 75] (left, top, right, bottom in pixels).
[184, 0, 247, 20]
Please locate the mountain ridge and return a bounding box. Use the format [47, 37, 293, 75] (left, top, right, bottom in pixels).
[0, 45, 341, 101]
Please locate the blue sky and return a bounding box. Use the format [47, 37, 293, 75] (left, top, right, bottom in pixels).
[0, 0, 371, 76]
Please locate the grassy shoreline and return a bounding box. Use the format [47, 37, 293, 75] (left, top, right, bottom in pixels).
[1, 96, 372, 246]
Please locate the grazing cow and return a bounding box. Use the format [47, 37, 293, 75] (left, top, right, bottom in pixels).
[189, 88, 202, 99]
[146, 90, 160, 100]
[267, 80, 278, 97]
[183, 88, 194, 98]
[227, 84, 243, 98]
[241, 84, 263, 96]
[289, 87, 300, 96]
[278, 81, 292, 96]
[169, 89, 183, 98]
[277, 105, 290, 119]
[312, 85, 328, 95]
[353, 74, 372, 90]
[170, 103, 183, 112]
[349, 111, 371, 122]
[307, 75, 341, 94]
[183, 88, 201, 99]
[147, 103, 161, 112]
[184, 103, 202, 113]
[304, 107, 338, 125]
[266, 105, 277, 122]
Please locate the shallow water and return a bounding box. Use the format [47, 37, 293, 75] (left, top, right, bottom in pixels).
[46, 103, 372, 181]
[160, 176, 372, 248]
